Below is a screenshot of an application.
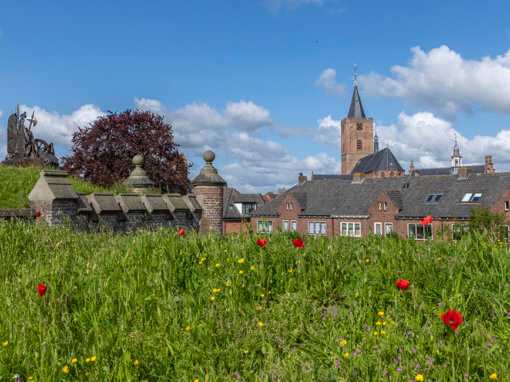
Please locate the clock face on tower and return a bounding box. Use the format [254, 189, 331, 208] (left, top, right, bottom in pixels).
[356, 123, 363, 130]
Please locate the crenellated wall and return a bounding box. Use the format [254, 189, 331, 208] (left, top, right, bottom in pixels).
[28, 170, 202, 233]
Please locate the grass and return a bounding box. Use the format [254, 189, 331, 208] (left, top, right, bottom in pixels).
[0, 223, 509, 381]
[0, 164, 134, 209]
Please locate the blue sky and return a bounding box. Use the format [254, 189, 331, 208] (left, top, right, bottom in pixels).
[1, 0, 510, 193]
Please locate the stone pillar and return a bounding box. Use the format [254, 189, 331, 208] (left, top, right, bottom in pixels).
[28, 170, 79, 226]
[124, 155, 155, 194]
[191, 151, 226, 235]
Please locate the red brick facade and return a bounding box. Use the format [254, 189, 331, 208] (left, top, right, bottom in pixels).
[341, 117, 374, 175]
[194, 185, 223, 235]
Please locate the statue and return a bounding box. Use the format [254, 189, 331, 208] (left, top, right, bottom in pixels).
[4, 104, 59, 167]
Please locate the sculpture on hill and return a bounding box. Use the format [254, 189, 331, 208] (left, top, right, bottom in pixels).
[3, 104, 59, 166]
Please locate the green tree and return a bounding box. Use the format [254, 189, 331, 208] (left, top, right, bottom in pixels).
[468, 205, 508, 241]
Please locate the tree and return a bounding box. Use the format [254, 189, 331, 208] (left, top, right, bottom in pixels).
[468, 205, 508, 241]
[62, 109, 191, 194]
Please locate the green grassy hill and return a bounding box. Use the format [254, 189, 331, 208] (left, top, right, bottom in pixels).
[0, 164, 133, 209]
[0, 224, 508, 380]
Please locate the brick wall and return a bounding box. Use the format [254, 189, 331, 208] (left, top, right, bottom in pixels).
[193, 185, 223, 235]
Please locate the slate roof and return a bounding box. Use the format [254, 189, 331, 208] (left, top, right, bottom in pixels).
[250, 172, 510, 219]
[351, 147, 404, 174]
[348, 84, 366, 119]
[414, 165, 486, 176]
[223, 188, 264, 219]
[313, 174, 354, 180]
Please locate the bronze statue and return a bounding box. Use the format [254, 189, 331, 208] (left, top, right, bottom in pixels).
[4, 104, 59, 166]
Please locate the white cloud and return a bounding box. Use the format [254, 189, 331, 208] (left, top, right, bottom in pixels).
[0, 110, 3, 119]
[134, 97, 168, 116]
[314, 115, 340, 146]
[315, 68, 346, 96]
[361, 45, 510, 118]
[373, 111, 510, 172]
[224, 100, 272, 130]
[265, 0, 326, 14]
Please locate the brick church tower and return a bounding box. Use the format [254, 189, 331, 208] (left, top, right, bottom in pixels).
[341, 72, 374, 174]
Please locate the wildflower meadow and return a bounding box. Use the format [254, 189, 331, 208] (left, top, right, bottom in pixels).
[0, 221, 509, 381]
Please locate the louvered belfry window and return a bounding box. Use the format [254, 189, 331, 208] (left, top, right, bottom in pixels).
[357, 140, 362, 150]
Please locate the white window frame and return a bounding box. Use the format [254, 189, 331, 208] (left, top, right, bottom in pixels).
[340, 222, 361, 237]
[308, 221, 326, 235]
[471, 193, 482, 202]
[407, 223, 433, 240]
[374, 222, 382, 236]
[291, 220, 297, 231]
[378, 202, 382, 211]
[461, 193, 473, 202]
[383, 202, 388, 211]
[257, 220, 273, 233]
[282, 220, 289, 231]
[384, 222, 393, 236]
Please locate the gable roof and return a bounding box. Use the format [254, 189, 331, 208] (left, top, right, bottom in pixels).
[414, 165, 486, 176]
[223, 188, 264, 219]
[351, 147, 404, 174]
[251, 173, 510, 219]
[348, 84, 366, 119]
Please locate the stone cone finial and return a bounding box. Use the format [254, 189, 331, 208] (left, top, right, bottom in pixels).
[124, 155, 155, 194]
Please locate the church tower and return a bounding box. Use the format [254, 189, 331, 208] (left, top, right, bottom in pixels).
[341, 68, 374, 174]
[451, 136, 462, 168]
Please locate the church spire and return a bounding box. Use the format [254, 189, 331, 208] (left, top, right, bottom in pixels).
[348, 64, 366, 118]
[374, 131, 379, 152]
[451, 134, 462, 167]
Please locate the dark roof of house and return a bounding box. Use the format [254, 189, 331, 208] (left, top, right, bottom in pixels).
[251, 172, 510, 219]
[351, 147, 404, 174]
[313, 174, 354, 180]
[348, 84, 366, 119]
[223, 188, 264, 219]
[414, 165, 486, 176]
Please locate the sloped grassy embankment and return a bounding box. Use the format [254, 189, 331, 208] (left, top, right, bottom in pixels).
[0, 222, 509, 381]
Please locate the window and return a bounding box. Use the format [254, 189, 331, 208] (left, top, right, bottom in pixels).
[374, 222, 382, 235]
[384, 223, 393, 236]
[425, 193, 443, 203]
[452, 224, 469, 241]
[286, 202, 294, 210]
[383, 202, 388, 211]
[283, 220, 289, 231]
[308, 221, 326, 235]
[378, 202, 382, 211]
[340, 222, 361, 237]
[505, 201, 509, 211]
[425, 194, 435, 202]
[408, 223, 432, 240]
[290, 203, 293, 210]
[434, 194, 443, 202]
[242, 203, 257, 215]
[461, 193, 482, 202]
[291, 220, 297, 231]
[461, 193, 473, 202]
[257, 220, 273, 233]
[357, 140, 362, 150]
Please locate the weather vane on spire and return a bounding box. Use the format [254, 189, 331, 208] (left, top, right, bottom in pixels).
[353, 63, 358, 86]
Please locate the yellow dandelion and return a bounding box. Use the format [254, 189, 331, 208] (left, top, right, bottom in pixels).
[134, 359, 139, 365]
[91, 356, 96, 362]
[257, 321, 263, 327]
[239, 270, 243, 275]
[224, 249, 227, 253]
[86, 358, 90, 363]
[250, 266, 254, 270]
[4, 280, 9, 284]
[198, 261, 203, 265]
[416, 375, 424, 382]
[343, 352, 349, 358]
[62, 366, 70, 374]
[340, 339, 347, 346]
[210, 296, 215, 301]
[256, 305, 262, 310]
[490, 374, 498, 380]
[260, 293, 265, 298]
[185, 326, 190, 331]
[227, 258, 230, 261]
[383, 321, 387, 326]
[437, 257, 442, 261]
[238, 258, 244, 263]
[288, 269, 293, 273]
[194, 379, 199, 382]
[381, 330, 386, 335]
[2, 341, 7, 346]
[376, 321, 381, 326]
[226, 281, 232, 286]
[374, 332, 378, 336]
[215, 263, 220, 267]
[378, 311, 384, 316]
[71, 358, 78, 364]
[365, 258, 370, 263]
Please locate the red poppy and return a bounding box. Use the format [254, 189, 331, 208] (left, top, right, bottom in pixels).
[256, 238, 267, 248]
[37, 283, 47, 297]
[420, 215, 434, 225]
[441, 310, 463, 332]
[35, 211, 41, 218]
[178, 229, 185, 236]
[395, 279, 410, 290]
[293, 238, 305, 248]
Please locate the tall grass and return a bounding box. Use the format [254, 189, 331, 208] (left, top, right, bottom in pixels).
[0, 222, 508, 381]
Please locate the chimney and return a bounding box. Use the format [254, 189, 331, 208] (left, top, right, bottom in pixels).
[485, 155, 495, 174]
[298, 172, 307, 184]
[352, 172, 364, 184]
[457, 167, 471, 180]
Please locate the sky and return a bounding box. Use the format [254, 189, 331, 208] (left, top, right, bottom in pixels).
[1, 0, 510, 193]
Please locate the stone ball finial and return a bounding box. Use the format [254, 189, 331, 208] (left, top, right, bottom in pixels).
[203, 150, 215, 163]
[133, 155, 144, 166]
